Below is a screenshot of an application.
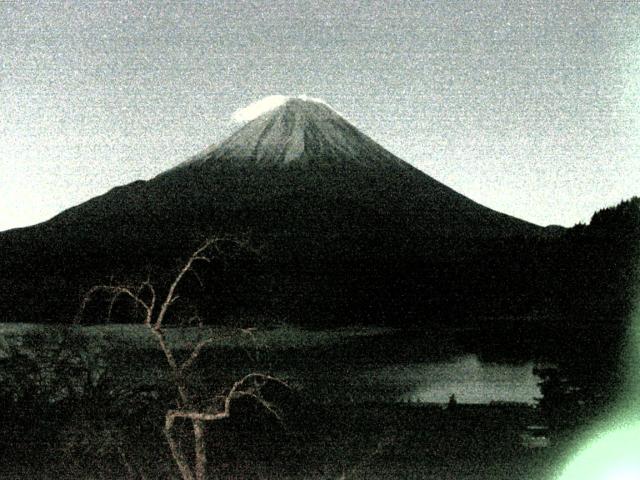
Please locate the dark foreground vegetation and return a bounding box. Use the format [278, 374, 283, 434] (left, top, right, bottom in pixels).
[2, 401, 572, 480]
[0, 321, 586, 480]
[0, 323, 615, 479]
[0, 198, 637, 478]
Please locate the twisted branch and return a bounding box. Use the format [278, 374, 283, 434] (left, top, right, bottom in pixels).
[76, 235, 283, 480]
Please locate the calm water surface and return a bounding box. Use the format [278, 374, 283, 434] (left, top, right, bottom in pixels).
[353, 354, 540, 404]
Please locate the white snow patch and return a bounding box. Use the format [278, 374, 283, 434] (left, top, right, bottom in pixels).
[297, 94, 329, 105]
[231, 95, 289, 123]
[231, 95, 331, 123]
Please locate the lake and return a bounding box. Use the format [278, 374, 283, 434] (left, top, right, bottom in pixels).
[260, 329, 543, 405]
[0, 323, 542, 405]
[361, 354, 540, 404]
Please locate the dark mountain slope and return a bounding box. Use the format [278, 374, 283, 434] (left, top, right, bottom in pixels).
[0, 98, 547, 324]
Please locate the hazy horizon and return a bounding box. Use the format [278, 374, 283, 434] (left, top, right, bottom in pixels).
[2, 0, 639, 231]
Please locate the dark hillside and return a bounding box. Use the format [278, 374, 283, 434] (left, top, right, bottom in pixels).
[0, 98, 558, 325]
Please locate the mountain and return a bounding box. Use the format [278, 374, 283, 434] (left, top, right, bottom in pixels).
[47, 98, 540, 239]
[163, 142, 217, 174]
[199, 98, 411, 169]
[0, 97, 549, 325]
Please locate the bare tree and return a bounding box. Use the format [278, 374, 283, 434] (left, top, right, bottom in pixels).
[76, 237, 287, 480]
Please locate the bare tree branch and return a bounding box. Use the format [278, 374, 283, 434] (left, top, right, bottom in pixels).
[162, 370, 289, 480]
[75, 285, 153, 324]
[179, 337, 217, 374]
[148, 328, 190, 407]
[228, 390, 283, 422]
[77, 235, 288, 480]
[164, 414, 195, 480]
[193, 419, 207, 480]
[166, 409, 229, 423]
[154, 237, 223, 330]
[166, 374, 287, 424]
[188, 268, 205, 289]
[107, 292, 120, 323]
[139, 279, 157, 326]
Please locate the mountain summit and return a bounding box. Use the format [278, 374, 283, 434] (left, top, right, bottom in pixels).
[0, 96, 545, 324]
[176, 97, 410, 171]
[209, 97, 408, 170]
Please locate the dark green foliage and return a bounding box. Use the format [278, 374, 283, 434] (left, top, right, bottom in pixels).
[535, 197, 640, 428]
[555, 196, 639, 323]
[0, 327, 107, 411]
[535, 366, 590, 431]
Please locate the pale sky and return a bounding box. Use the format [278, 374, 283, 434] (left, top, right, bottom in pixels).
[1, 0, 639, 231]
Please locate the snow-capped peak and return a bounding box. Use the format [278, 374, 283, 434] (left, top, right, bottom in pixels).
[206, 95, 411, 170]
[231, 95, 330, 123]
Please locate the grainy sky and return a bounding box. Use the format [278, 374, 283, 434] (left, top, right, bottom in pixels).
[1, 0, 639, 231]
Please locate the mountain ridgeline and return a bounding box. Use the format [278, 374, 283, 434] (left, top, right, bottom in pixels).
[0, 99, 636, 332]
